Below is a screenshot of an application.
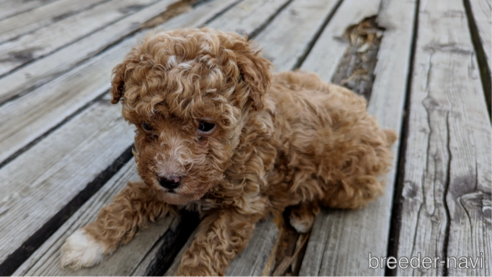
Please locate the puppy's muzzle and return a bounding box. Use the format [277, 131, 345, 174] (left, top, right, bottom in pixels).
[159, 175, 181, 190]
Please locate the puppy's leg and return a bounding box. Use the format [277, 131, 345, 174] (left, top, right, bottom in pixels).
[289, 201, 320, 233]
[321, 176, 385, 209]
[176, 210, 261, 276]
[61, 181, 170, 270]
[321, 129, 396, 210]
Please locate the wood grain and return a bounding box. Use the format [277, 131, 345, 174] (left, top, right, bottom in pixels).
[0, 0, 159, 76]
[466, 0, 491, 112]
[0, 95, 135, 267]
[300, 0, 381, 81]
[163, 1, 350, 274]
[163, 217, 280, 276]
[299, 0, 417, 275]
[0, 38, 134, 164]
[253, 0, 341, 72]
[0, 0, 237, 165]
[13, 161, 178, 276]
[0, 0, 58, 20]
[0, 0, 232, 104]
[396, 0, 491, 275]
[207, 0, 291, 37]
[0, 0, 108, 43]
[153, 0, 241, 31]
[0, 0, 237, 271]
[467, 0, 491, 69]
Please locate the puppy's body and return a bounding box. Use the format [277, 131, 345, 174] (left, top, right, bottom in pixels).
[60, 28, 396, 275]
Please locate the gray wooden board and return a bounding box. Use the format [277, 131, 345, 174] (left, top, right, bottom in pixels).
[0, 0, 159, 76]
[0, 0, 58, 20]
[163, 217, 279, 276]
[466, 0, 492, 113]
[299, 0, 416, 275]
[396, 0, 491, 275]
[5, 0, 240, 273]
[13, 161, 179, 276]
[0, 0, 237, 165]
[0, 38, 135, 165]
[468, 0, 491, 73]
[0, 0, 109, 43]
[0, 95, 135, 266]
[226, 218, 279, 276]
[0, 1, 240, 230]
[153, 0, 241, 31]
[253, 0, 340, 72]
[207, 0, 290, 36]
[300, 0, 381, 81]
[166, 1, 353, 274]
[0, 0, 231, 104]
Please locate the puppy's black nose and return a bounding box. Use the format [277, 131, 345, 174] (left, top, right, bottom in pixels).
[159, 175, 181, 190]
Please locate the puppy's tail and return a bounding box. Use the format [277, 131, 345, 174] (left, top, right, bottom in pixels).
[383, 129, 397, 147]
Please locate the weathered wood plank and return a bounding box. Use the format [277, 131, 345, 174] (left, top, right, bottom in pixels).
[0, 0, 237, 165]
[0, 0, 234, 105]
[466, 0, 492, 112]
[0, 38, 134, 165]
[164, 217, 280, 276]
[0, 0, 159, 76]
[467, 0, 491, 69]
[0, 0, 108, 43]
[0, 1, 237, 272]
[0, 95, 134, 270]
[227, 218, 280, 276]
[165, 1, 348, 274]
[0, 0, 58, 20]
[13, 161, 179, 276]
[300, 0, 380, 81]
[154, 0, 241, 31]
[253, 0, 341, 72]
[396, 0, 491, 275]
[299, 0, 417, 275]
[207, 0, 291, 37]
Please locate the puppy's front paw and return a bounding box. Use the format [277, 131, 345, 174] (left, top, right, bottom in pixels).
[60, 229, 106, 270]
[289, 211, 315, 234]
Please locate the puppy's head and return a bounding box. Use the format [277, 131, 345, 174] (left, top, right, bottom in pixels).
[110, 28, 271, 205]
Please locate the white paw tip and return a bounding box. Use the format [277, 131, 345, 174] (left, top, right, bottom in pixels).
[60, 229, 106, 270]
[289, 216, 313, 234]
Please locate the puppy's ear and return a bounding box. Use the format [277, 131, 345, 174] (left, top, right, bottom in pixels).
[110, 61, 128, 104]
[236, 48, 272, 110]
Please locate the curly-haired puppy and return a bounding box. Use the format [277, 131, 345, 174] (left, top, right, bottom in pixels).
[60, 28, 396, 275]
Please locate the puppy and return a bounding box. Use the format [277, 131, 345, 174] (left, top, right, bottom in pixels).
[60, 28, 396, 275]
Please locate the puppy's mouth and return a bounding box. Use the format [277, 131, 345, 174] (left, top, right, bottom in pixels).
[159, 188, 201, 205]
[152, 177, 203, 205]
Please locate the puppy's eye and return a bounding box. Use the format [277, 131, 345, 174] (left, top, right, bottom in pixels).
[141, 122, 153, 132]
[197, 121, 215, 134]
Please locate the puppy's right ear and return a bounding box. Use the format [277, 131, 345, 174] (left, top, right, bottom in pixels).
[236, 49, 272, 111]
[110, 61, 128, 104]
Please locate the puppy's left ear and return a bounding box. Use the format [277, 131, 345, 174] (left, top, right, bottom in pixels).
[110, 61, 129, 104]
[236, 48, 272, 110]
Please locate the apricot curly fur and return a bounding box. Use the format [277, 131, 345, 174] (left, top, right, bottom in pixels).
[63, 28, 397, 275]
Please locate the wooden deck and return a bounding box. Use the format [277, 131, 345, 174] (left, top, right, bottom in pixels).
[0, 0, 490, 275]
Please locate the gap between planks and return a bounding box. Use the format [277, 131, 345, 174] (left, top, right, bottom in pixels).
[298, 0, 417, 275]
[385, 0, 421, 275]
[0, 0, 238, 167]
[0, 0, 112, 44]
[0, 0, 176, 106]
[0, 0, 160, 77]
[165, 0, 347, 275]
[0, 0, 59, 21]
[462, 0, 491, 117]
[0, 0, 239, 274]
[395, 0, 491, 275]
